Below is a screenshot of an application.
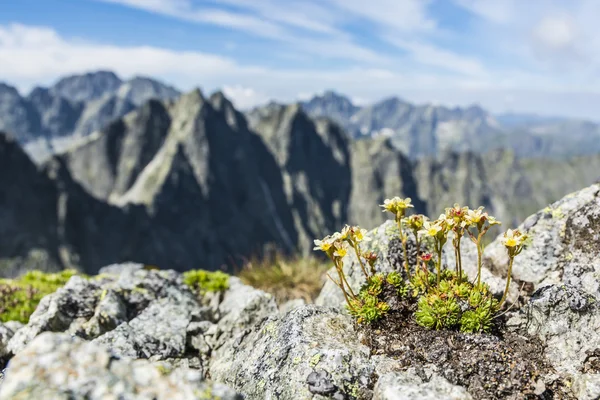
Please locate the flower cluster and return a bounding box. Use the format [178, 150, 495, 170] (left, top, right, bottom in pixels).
[314, 198, 529, 333]
[314, 225, 376, 314]
[501, 229, 528, 252]
[380, 198, 418, 278]
[498, 229, 529, 306]
[380, 197, 414, 220]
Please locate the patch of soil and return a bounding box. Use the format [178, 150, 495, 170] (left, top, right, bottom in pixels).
[362, 291, 574, 400]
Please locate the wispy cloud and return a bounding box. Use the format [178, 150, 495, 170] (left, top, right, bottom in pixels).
[97, 0, 388, 63]
[4, 0, 600, 118]
[0, 23, 262, 90]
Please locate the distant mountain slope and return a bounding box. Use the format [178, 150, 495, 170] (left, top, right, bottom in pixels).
[301, 91, 600, 159]
[301, 92, 502, 157]
[0, 71, 181, 162]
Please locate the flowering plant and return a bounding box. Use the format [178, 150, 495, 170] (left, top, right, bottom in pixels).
[314, 199, 529, 333]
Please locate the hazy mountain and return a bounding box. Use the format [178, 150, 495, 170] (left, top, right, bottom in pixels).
[495, 112, 568, 128]
[50, 71, 123, 103]
[116, 76, 181, 106]
[0, 83, 42, 142]
[0, 71, 181, 162]
[301, 91, 360, 134]
[2, 90, 599, 276]
[301, 91, 600, 159]
[301, 93, 503, 157]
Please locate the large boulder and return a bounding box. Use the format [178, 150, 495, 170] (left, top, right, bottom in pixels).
[0, 324, 15, 363]
[1, 264, 282, 398]
[479, 183, 600, 296]
[0, 332, 241, 400]
[209, 305, 375, 399]
[7, 264, 202, 355]
[507, 284, 600, 399]
[210, 277, 278, 349]
[373, 370, 473, 400]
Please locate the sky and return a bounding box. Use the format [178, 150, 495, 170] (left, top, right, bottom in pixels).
[1, 0, 600, 119]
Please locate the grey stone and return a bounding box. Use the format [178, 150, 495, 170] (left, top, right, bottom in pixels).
[212, 277, 278, 348]
[477, 184, 600, 297]
[98, 262, 145, 275]
[279, 298, 306, 314]
[92, 296, 195, 360]
[373, 371, 473, 400]
[506, 285, 600, 376]
[209, 305, 374, 400]
[0, 332, 241, 400]
[7, 276, 101, 354]
[1, 322, 22, 334]
[7, 266, 204, 358]
[81, 289, 128, 338]
[0, 325, 13, 357]
[572, 374, 600, 400]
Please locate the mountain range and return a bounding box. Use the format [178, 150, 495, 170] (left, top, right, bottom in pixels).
[0, 71, 180, 162]
[1, 71, 600, 275]
[301, 91, 600, 159]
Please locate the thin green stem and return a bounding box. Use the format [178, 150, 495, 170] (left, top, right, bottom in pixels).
[422, 261, 430, 292]
[414, 230, 421, 271]
[453, 240, 459, 279]
[334, 258, 356, 299]
[498, 256, 515, 309]
[476, 231, 483, 287]
[436, 241, 442, 287]
[352, 242, 370, 279]
[398, 219, 410, 279]
[456, 236, 463, 284]
[327, 273, 356, 311]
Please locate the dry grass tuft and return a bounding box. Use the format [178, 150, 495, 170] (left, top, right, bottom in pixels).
[237, 255, 330, 304]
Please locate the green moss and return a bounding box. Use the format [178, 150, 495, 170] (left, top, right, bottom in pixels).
[309, 353, 322, 368]
[197, 384, 223, 400]
[262, 322, 277, 335]
[155, 363, 172, 376]
[0, 269, 81, 323]
[552, 207, 565, 219]
[183, 269, 230, 295]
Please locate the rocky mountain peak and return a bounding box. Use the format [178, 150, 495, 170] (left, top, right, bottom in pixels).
[116, 76, 180, 106]
[301, 91, 359, 128]
[0, 83, 20, 97]
[175, 88, 205, 111]
[0, 83, 42, 142]
[27, 87, 52, 109]
[50, 70, 123, 103]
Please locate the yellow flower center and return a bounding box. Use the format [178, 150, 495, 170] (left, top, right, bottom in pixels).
[335, 248, 347, 257]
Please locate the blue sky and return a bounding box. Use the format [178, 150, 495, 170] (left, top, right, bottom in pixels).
[1, 0, 599, 119]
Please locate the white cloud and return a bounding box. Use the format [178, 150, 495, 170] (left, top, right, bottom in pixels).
[3, 21, 600, 120]
[453, 0, 519, 24]
[388, 38, 488, 77]
[329, 0, 436, 33]
[0, 23, 262, 92]
[101, 0, 287, 37]
[532, 14, 579, 52]
[96, 0, 385, 63]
